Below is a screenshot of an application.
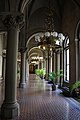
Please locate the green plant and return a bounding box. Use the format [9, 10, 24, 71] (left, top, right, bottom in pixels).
[40, 68, 46, 78]
[35, 68, 46, 78]
[49, 70, 63, 84]
[35, 69, 40, 76]
[69, 81, 80, 95]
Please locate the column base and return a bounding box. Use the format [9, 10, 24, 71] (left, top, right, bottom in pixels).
[25, 76, 29, 82]
[1, 101, 20, 119]
[19, 82, 26, 88]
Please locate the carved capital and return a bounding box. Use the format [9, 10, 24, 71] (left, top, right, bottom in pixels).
[3, 14, 24, 29]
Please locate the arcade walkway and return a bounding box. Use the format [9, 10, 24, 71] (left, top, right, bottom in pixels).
[0, 74, 80, 120]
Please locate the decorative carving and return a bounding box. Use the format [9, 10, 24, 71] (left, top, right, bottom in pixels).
[3, 13, 24, 29]
[16, 14, 24, 23]
[3, 15, 16, 28]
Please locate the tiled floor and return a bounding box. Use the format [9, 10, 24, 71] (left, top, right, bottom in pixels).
[1, 74, 80, 120]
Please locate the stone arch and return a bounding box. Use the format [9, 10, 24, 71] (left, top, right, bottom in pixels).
[74, 20, 80, 81]
[75, 20, 80, 39]
[20, 0, 30, 13]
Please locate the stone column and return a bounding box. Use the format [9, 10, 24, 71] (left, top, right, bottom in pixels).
[45, 58, 48, 80]
[54, 52, 56, 72]
[52, 51, 54, 72]
[1, 14, 23, 119]
[25, 58, 29, 82]
[49, 51, 52, 73]
[2, 54, 6, 81]
[19, 23, 27, 88]
[38, 62, 40, 69]
[79, 41, 80, 80]
[45, 50, 49, 80]
[27, 60, 29, 79]
[43, 59, 46, 69]
[59, 50, 63, 88]
[41, 61, 43, 69]
[69, 41, 76, 84]
[48, 50, 49, 76]
[19, 51, 26, 88]
[39, 61, 41, 69]
[75, 39, 79, 81]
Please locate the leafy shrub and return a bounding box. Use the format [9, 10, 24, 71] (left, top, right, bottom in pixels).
[35, 68, 46, 78]
[35, 69, 40, 76]
[49, 70, 63, 84]
[70, 81, 80, 96]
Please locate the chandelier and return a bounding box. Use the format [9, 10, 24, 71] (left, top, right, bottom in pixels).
[35, 0, 65, 50]
[30, 56, 43, 65]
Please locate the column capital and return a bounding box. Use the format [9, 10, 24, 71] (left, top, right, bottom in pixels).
[3, 13, 24, 29]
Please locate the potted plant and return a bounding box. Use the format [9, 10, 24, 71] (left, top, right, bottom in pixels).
[40, 68, 46, 79]
[35, 69, 40, 76]
[69, 81, 80, 97]
[49, 70, 63, 91]
[35, 68, 46, 79]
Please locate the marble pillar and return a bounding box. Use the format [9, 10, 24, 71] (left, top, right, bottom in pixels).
[79, 41, 80, 80]
[25, 58, 29, 82]
[75, 39, 79, 81]
[19, 51, 26, 88]
[1, 14, 22, 119]
[49, 51, 52, 73]
[45, 50, 49, 80]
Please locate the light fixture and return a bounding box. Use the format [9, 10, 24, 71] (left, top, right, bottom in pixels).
[31, 61, 37, 64]
[30, 56, 43, 65]
[31, 56, 43, 60]
[35, 0, 65, 50]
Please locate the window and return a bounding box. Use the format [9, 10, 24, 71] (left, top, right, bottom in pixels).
[64, 37, 69, 82]
[66, 49, 69, 81]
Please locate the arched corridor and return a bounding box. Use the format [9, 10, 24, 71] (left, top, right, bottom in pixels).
[0, 0, 80, 119]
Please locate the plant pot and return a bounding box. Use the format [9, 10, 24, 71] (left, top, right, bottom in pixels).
[52, 84, 56, 91]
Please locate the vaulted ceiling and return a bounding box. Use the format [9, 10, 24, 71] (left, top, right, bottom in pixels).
[24, 0, 66, 61]
[22, 0, 80, 63]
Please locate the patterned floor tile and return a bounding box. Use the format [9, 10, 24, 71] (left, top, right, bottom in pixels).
[0, 74, 80, 120]
[16, 74, 80, 120]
